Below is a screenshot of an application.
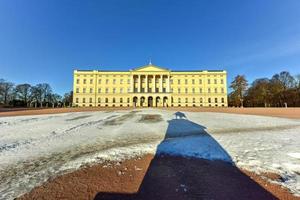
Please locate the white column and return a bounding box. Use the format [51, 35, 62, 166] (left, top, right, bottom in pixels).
[131, 75, 134, 93]
[153, 75, 156, 93]
[160, 75, 163, 93]
[145, 75, 148, 93]
[167, 75, 170, 93]
[138, 75, 141, 93]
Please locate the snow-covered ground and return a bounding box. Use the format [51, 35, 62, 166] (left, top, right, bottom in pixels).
[0, 109, 300, 199]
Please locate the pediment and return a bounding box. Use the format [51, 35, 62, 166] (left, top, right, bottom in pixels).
[132, 65, 169, 72]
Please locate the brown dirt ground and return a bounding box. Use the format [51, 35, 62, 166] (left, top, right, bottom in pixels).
[18, 154, 299, 200]
[1, 107, 300, 119]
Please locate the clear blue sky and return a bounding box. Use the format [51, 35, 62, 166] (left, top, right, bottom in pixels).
[1, 0, 300, 95]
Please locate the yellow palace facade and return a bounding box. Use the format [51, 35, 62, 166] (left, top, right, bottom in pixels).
[73, 64, 228, 107]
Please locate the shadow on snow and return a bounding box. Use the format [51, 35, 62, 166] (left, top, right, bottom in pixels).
[94, 112, 276, 200]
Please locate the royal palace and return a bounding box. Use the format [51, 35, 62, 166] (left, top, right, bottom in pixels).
[73, 63, 228, 107]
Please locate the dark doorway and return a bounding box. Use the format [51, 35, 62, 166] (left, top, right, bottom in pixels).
[133, 97, 138, 107]
[140, 97, 145, 107]
[148, 96, 153, 107]
[155, 97, 160, 107]
[163, 96, 168, 107]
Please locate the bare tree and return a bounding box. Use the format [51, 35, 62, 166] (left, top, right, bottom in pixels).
[15, 84, 31, 106]
[33, 83, 52, 107]
[62, 91, 73, 107]
[246, 78, 270, 107]
[230, 75, 248, 107]
[0, 79, 14, 105]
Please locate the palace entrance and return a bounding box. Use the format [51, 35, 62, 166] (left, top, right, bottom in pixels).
[148, 96, 153, 107]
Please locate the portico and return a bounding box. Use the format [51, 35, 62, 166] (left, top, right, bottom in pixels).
[130, 65, 171, 107]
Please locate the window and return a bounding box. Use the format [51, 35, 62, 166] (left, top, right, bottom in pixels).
[170, 79, 173, 84]
[221, 88, 224, 93]
[89, 98, 92, 103]
[178, 88, 181, 93]
[98, 98, 101, 103]
[208, 98, 211, 103]
[200, 98, 203, 103]
[76, 98, 79, 103]
[127, 79, 130, 84]
[106, 88, 109, 93]
[215, 98, 218, 103]
[199, 79, 202, 84]
[127, 88, 130, 93]
[106, 79, 109, 84]
[90, 88, 93, 93]
[120, 98, 123, 103]
[120, 79, 123, 84]
[90, 79, 93, 84]
[185, 79, 188, 84]
[221, 79, 224, 84]
[178, 98, 181, 103]
[185, 88, 188, 94]
[127, 98, 130, 103]
[83, 79, 86, 84]
[208, 88, 211, 93]
[214, 79, 217, 84]
[113, 88, 116, 93]
[113, 98, 116, 103]
[98, 88, 101, 93]
[76, 79, 80, 84]
[208, 79, 210, 84]
[185, 98, 188, 103]
[192, 79, 195, 84]
[98, 79, 102, 84]
[76, 88, 79, 93]
[193, 98, 195, 103]
[113, 79, 116, 84]
[105, 98, 108, 103]
[215, 88, 217, 93]
[83, 98, 86, 103]
[120, 88, 123, 93]
[199, 88, 202, 93]
[221, 98, 225, 103]
[83, 88, 86, 93]
[192, 88, 195, 93]
[178, 80, 180, 84]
